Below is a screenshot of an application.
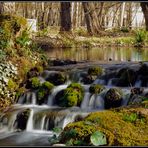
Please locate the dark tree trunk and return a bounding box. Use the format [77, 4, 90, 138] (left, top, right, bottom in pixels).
[60, 2, 71, 32]
[0, 2, 4, 14]
[140, 2, 148, 31]
[82, 2, 92, 35]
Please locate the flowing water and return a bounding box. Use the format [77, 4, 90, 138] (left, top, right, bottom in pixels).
[0, 47, 148, 146]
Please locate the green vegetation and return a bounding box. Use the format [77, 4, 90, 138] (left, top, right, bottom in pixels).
[59, 107, 148, 146]
[88, 66, 103, 76]
[56, 83, 84, 107]
[89, 84, 105, 94]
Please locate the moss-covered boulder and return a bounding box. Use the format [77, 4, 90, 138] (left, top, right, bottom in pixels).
[88, 66, 103, 76]
[104, 88, 123, 109]
[59, 107, 148, 146]
[81, 66, 104, 84]
[15, 108, 30, 131]
[46, 72, 67, 86]
[116, 68, 137, 86]
[55, 83, 84, 107]
[89, 84, 105, 94]
[37, 81, 54, 105]
[25, 77, 41, 89]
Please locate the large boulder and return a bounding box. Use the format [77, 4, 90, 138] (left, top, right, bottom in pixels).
[116, 68, 137, 87]
[104, 88, 123, 109]
[46, 72, 67, 86]
[54, 83, 84, 107]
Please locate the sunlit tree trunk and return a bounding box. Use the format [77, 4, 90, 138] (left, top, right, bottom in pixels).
[140, 2, 148, 31]
[60, 2, 71, 32]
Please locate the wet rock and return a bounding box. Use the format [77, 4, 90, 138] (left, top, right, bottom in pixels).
[46, 72, 67, 86]
[128, 95, 143, 105]
[37, 81, 54, 105]
[89, 84, 105, 94]
[116, 68, 137, 87]
[81, 74, 97, 84]
[141, 76, 148, 87]
[137, 63, 148, 76]
[131, 87, 144, 96]
[15, 109, 30, 130]
[104, 88, 123, 109]
[51, 59, 77, 66]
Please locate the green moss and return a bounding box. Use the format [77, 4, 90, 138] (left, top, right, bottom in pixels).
[88, 66, 103, 76]
[89, 84, 105, 94]
[37, 81, 54, 102]
[7, 79, 17, 91]
[60, 107, 148, 146]
[30, 77, 40, 89]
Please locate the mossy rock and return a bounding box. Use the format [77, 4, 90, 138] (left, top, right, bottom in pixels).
[59, 121, 115, 146]
[88, 66, 103, 76]
[89, 84, 105, 94]
[54, 83, 84, 107]
[104, 88, 123, 109]
[26, 77, 41, 89]
[138, 63, 148, 76]
[46, 72, 67, 86]
[37, 81, 54, 105]
[60, 107, 148, 146]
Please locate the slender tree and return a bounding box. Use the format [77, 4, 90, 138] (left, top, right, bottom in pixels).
[60, 2, 71, 32]
[140, 2, 148, 31]
[0, 2, 4, 14]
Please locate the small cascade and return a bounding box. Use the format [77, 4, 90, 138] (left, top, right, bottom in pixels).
[47, 85, 68, 106]
[121, 89, 131, 106]
[107, 79, 113, 86]
[80, 92, 91, 109]
[89, 94, 96, 109]
[134, 80, 142, 87]
[41, 115, 46, 130]
[26, 109, 34, 131]
[95, 95, 104, 110]
[93, 79, 106, 85]
[32, 92, 36, 105]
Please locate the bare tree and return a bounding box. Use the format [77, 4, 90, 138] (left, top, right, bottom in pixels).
[60, 2, 71, 32]
[0, 2, 4, 14]
[140, 2, 148, 31]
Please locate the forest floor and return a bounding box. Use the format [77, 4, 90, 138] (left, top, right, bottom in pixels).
[33, 28, 148, 50]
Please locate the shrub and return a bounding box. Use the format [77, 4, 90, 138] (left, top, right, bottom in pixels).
[134, 29, 148, 47]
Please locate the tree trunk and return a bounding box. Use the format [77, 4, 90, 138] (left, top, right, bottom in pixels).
[60, 2, 71, 32]
[0, 2, 4, 14]
[140, 2, 148, 31]
[82, 2, 92, 35]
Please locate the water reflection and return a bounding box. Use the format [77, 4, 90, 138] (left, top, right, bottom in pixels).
[45, 47, 148, 62]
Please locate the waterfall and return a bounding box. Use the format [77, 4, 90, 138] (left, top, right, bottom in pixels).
[41, 115, 46, 130]
[89, 94, 96, 108]
[47, 85, 68, 106]
[80, 92, 91, 109]
[93, 79, 106, 85]
[62, 113, 76, 129]
[134, 80, 142, 87]
[26, 109, 34, 131]
[95, 95, 104, 110]
[32, 92, 36, 105]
